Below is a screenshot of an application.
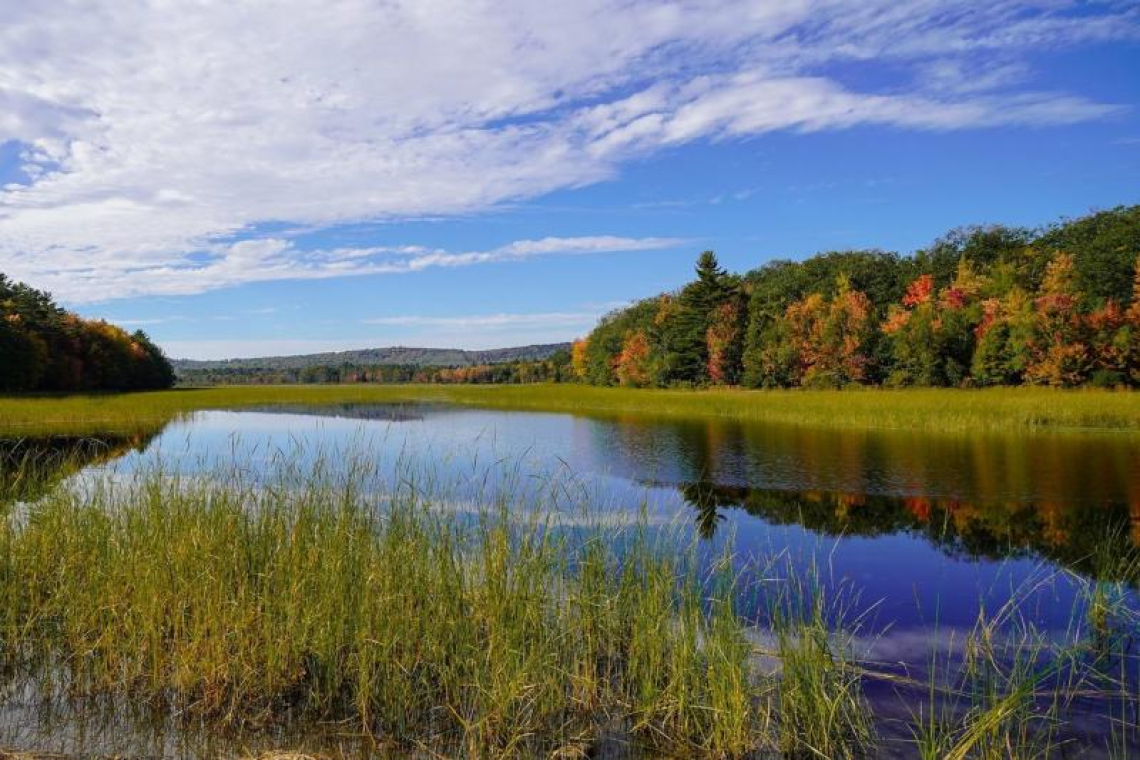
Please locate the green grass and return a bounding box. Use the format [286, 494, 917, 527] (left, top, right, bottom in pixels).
[2, 383, 1140, 437]
[0, 453, 1136, 757]
[0, 455, 845, 757]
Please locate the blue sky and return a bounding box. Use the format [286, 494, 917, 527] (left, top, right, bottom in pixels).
[1, 1, 1138, 359]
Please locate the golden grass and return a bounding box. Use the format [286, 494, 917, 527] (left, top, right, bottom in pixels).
[1, 383, 1139, 437]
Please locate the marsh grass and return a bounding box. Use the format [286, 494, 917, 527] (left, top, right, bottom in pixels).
[750, 560, 876, 759]
[0, 450, 1137, 757]
[0, 454, 789, 756]
[2, 384, 1139, 437]
[903, 546, 1140, 760]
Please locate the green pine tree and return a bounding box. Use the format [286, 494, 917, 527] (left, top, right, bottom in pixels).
[663, 251, 730, 384]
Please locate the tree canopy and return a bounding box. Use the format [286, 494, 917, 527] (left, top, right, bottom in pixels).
[577, 205, 1140, 389]
[0, 274, 175, 393]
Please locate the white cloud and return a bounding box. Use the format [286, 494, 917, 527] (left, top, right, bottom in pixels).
[18, 235, 682, 303]
[0, 0, 1133, 301]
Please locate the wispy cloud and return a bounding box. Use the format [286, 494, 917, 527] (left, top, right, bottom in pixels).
[15, 235, 684, 303]
[0, 0, 1133, 301]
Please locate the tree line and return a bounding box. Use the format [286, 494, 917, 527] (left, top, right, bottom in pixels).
[574, 206, 1140, 389]
[0, 274, 175, 392]
[176, 351, 574, 386]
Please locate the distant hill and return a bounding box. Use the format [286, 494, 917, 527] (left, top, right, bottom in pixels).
[172, 343, 572, 372]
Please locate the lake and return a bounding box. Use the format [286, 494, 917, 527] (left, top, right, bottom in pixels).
[2, 401, 1139, 756]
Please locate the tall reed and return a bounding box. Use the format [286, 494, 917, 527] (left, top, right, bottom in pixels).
[0, 455, 790, 756]
[0, 450, 1136, 757]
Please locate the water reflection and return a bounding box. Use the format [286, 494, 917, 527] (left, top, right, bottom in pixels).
[239, 402, 431, 423]
[4, 404, 1138, 585]
[683, 480, 1138, 582]
[0, 431, 161, 507]
[580, 413, 1140, 582]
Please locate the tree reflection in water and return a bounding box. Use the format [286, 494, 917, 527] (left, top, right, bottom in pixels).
[585, 412, 1140, 584]
[0, 431, 163, 508]
[678, 480, 1139, 583]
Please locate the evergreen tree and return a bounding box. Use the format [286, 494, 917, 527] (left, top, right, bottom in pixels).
[663, 251, 730, 384]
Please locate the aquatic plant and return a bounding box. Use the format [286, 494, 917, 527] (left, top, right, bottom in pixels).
[0, 450, 1136, 757]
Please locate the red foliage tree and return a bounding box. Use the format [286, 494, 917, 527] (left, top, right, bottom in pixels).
[706, 300, 743, 385]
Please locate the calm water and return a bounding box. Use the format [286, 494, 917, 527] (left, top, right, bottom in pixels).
[3, 402, 1139, 756]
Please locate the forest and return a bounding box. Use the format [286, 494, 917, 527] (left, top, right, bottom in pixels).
[577, 206, 1140, 389]
[176, 352, 573, 386]
[0, 274, 175, 392]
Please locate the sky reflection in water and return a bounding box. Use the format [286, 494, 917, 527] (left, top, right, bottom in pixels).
[6, 403, 1140, 633]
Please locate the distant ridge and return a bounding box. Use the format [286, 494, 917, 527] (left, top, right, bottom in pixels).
[172, 343, 571, 372]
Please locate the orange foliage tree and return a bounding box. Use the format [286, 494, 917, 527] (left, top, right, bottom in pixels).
[614, 330, 652, 387]
[760, 276, 874, 387]
[884, 262, 986, 386]
[1024, 253, 1090, 386]
[570, 338, 589, 380]
[705, 300, 744, 385]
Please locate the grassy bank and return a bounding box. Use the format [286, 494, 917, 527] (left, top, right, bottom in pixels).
[0, 457, 1136, 757]
[2, 384, 1140, 437]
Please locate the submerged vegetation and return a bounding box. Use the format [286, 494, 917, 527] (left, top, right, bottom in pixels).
[0, 453, 1135, 756]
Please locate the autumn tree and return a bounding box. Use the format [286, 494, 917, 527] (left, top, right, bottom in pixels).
[882, 274, 938, 385]
[582, 298, 660, 385]
[0, 315, 48, 390]
[1024, 253, 1090, 386]
[971, 289, 1037, 385]
[1121, 254, 1140, 385]
[753, 292, 824, 387]
[706, 297, 745, 385]
[0, 273, 175, 392]
[614, 330, 652, 387]
[884, 261, 986, 386]
[1083, 300, 1129, 385]
[1036, 205, 1140, 307]
[578, 206, 1140, 391]
[571, 338, 589, 380]
[812, 275, 874, 386]
[756, 276, 874, 388]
